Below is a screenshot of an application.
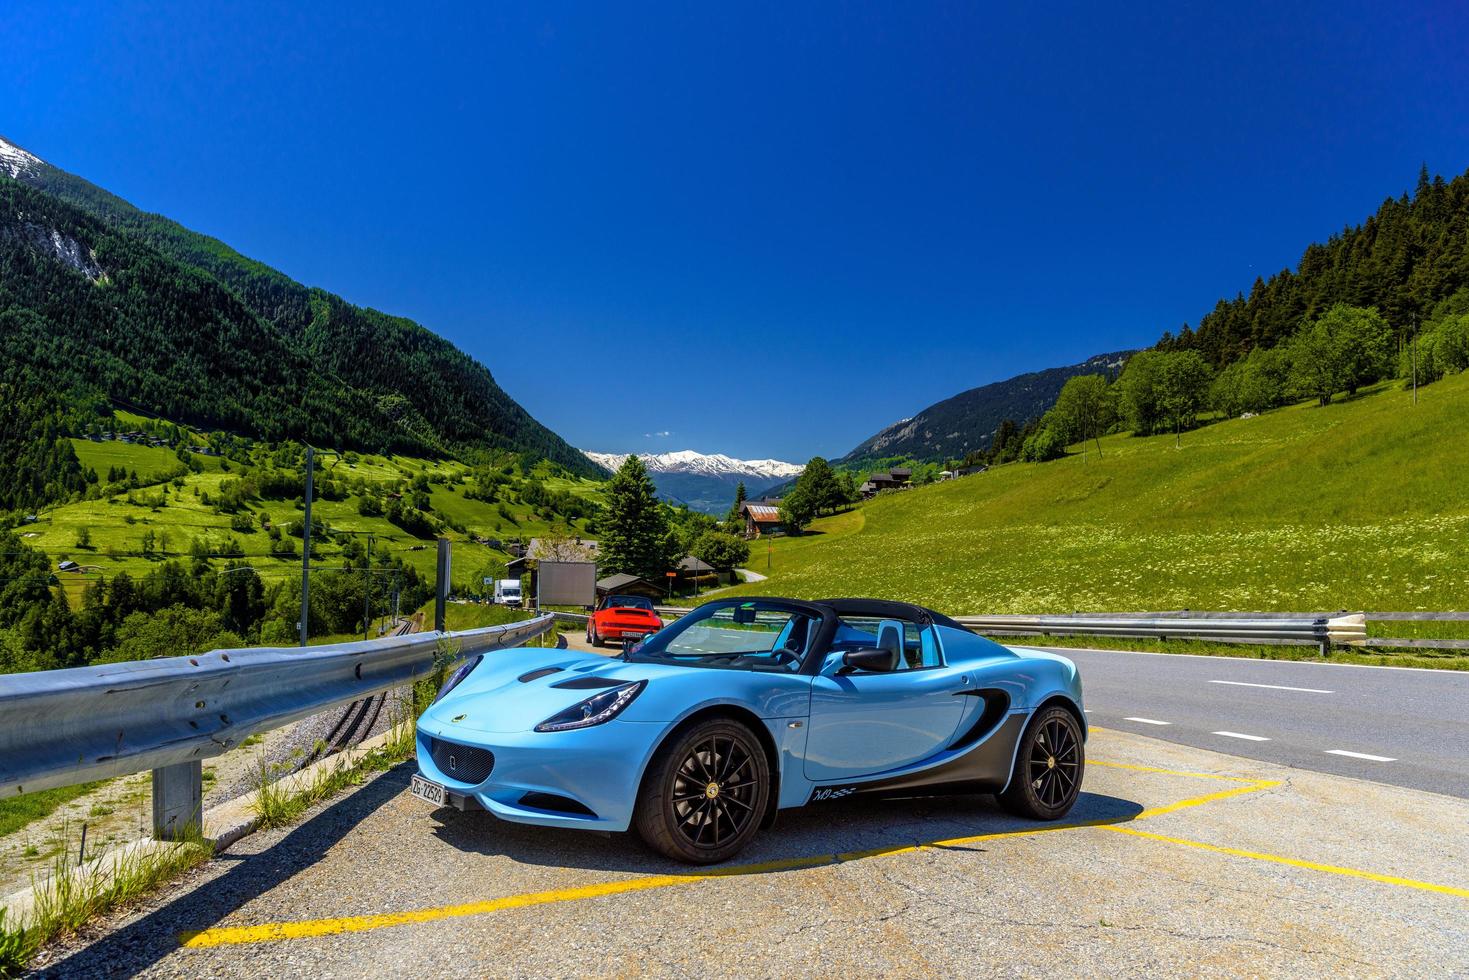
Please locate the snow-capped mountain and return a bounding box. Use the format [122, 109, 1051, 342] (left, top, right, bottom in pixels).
[585, 450, 802, 481]
[584, 450, 803, 514]
[0, 137, 43, 180]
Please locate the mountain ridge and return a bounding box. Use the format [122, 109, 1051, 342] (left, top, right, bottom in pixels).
[838, 350, 1135, 468]
[0, 134, 598, 479]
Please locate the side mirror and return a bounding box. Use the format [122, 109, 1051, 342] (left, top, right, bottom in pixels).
[840, 647, 896, 673]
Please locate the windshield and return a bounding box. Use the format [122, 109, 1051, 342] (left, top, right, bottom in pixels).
[607, 595, 654, 611]
[628, 601, 817, 672]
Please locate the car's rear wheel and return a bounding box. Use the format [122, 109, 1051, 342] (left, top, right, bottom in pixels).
[635, 718, 769, 864]
[589, 624, 602, 647]
[998, 705, 1084, 820]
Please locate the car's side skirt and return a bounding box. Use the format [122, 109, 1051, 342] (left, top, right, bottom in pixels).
[803, 711, 1028, 805]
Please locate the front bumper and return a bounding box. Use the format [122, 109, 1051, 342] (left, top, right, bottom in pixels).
[415, 719, 660, 832]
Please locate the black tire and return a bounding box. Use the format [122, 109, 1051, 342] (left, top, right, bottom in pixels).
[634, 718, 770, 864]
[998, 705, 1084, 820]
[589, 625, 603, 647]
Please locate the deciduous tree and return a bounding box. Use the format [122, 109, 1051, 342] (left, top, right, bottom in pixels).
[1051, 375, 1115, 456]
[1157, 351, 1212, 447]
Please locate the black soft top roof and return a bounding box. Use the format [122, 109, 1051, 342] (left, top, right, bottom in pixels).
[815, 598, 973, 633]
[696, 596, 973, 634]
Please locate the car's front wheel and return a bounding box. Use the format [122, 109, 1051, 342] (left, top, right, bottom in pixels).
[634, 718, 769, 864]
[997, 705, 1084, 820]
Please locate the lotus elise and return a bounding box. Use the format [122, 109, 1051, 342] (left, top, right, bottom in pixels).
[414, 597, 1086, 864]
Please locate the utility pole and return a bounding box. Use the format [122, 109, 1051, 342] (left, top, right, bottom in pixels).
[435, 538, 451, 632]
[363, 533, 374, 641]
[298, 445, 314, 647]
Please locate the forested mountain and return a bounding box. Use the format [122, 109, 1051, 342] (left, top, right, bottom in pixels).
[839, 164, 1469, 472]
[1162, 166, 1469, 366]
[0, 135, 596, 499]
[837, 351, 1134, 468]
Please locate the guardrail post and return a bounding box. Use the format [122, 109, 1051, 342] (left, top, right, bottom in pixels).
[435, 538, 451, 632]
[152, 760, 202, 841]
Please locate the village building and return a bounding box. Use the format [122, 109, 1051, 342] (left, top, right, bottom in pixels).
[739, 502, 785, 538]
[858, 467, 912, 499]
[595, 572, 664, 601]
[675, 554, 723, 590]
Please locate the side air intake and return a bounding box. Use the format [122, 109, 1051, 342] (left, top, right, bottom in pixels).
[947, 690, 1011, 751]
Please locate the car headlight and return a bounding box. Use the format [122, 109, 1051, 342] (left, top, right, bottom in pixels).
[534, 681, 646, 733]
[435, 655, 483, 703]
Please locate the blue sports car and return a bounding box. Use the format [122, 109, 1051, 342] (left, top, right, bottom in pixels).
[413, 597, 1086, 864]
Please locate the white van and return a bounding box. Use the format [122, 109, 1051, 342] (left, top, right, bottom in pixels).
[493, 578, 523, 606]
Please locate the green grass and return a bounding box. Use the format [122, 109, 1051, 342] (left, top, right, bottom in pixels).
[725, 372, 1469, 616]
[426, 602, 533, 632]
[25, 417, 604, 602]
[0, 783, 103, 838]
[69, 439, 197, 483]
[0, 823, 212, 976]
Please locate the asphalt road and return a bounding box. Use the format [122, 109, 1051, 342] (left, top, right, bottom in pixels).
[1040, 646, 1469, 798]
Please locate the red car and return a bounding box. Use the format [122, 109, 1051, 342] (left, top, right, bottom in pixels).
[587, 594, 662, 647]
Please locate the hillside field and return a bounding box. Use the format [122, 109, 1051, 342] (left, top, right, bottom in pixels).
[725, 372, 1469, 614]
[22, 426, 604, 606]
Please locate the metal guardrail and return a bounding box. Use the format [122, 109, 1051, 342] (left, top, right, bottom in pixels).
[584, 602, 1469, 654]
[612, 604, 1388, 652]
[955, 612, 1367, 654]
[0, 614, 554, 839]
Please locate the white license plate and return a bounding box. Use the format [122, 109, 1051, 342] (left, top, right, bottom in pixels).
[410, 774, 446, 807]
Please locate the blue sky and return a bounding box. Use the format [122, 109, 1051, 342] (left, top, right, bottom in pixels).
[4, 2, 1467, 461]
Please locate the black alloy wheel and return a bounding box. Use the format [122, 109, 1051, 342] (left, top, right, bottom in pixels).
[635, 718, 769, 863]
[998, 705, 1084, 820]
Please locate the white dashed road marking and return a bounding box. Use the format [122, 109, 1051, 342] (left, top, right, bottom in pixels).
[1213, 731, 1271, 742]
[1326, 750, 1397, 762]
[1124, 717, 1172, 726]
[1208, 680, 1334, 694]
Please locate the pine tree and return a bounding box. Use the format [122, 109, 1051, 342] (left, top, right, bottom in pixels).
[598, 456, 674, 579]
[725, 481, 748, 526]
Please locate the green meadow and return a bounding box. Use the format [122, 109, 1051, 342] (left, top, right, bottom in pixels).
[24, 434, 604, 605]
[725, 371, 1469, 614]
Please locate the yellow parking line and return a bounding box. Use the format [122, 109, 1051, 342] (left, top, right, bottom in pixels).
[1088, 759, 1282, 817]
[1102, 825, 1469, 899]
[183, 874, 730, 946]
[182, 822, 1100, 948]
[178, 757, 1458, 949]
